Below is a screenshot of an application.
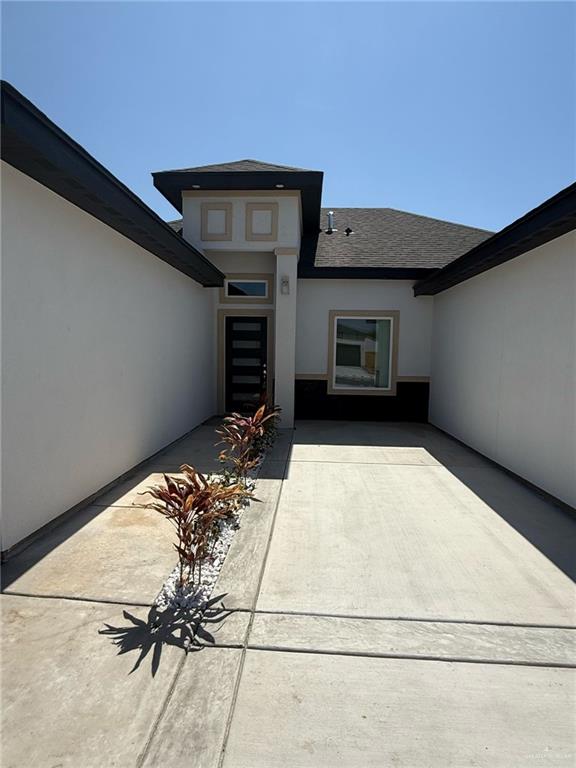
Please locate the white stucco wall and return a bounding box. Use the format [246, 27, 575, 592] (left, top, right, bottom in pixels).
[1, 163, 216, 550]
[296, 279, 434, 377]
[430, 231, 576, 507]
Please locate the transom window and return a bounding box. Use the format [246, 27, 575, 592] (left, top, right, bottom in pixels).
[328, 311, 399, 395]
[225, 280, 268, 298]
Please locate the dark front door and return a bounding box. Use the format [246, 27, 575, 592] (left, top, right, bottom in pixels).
[225, 316, 268, 413]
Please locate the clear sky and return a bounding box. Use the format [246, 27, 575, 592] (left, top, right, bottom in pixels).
[2, 1, 574, 230]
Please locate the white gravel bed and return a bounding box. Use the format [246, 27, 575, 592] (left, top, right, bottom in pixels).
[154, 474, 257, 612]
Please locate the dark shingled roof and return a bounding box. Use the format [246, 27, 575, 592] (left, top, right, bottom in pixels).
[161, 159, 314, 174]
[167, 219, 183, 235]
[313, 208, 493, 270]
[166, 206, 492, 275]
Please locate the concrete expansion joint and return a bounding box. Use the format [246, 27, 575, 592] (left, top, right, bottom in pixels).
[1, 590, 152, 609]
[246, 607, 576, 632]
[136, 652, 188, 768]
[217, 434, 295, 768]
[241, 643, 576, 670]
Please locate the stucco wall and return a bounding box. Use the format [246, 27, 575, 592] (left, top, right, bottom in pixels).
[296, 279, 434, 377]
[182, 192, 300, 251]
[1, 163, 216, 550]
[430, 231, 576, 507]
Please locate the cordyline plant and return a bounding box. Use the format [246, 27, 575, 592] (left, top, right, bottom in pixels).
[216, 402, 281, 482]
[144, 464, 252, 588]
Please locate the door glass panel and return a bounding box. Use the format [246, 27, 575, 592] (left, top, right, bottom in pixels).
[232, 392, 259, 401]
[233, 358, 260, 366]
[232, 375, 260, 384]
[232, 340, 260, 349]
[232, 321, 262, 330]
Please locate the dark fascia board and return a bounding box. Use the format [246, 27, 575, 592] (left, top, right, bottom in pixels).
[1, 82, 224, 287]
[414, 182, 576, 296]
[153, 169, 324, 234]
[298, 265, 435, 280]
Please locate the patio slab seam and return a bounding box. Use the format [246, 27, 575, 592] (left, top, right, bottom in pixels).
[247, 607, 576, 631]
[0, 590, 152, 608]
[215, 438, 294, 768]
[239, 643, 576, 670]
[135, 433, 294, 768]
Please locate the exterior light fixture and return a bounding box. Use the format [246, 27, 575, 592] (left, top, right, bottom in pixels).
[280, 275, 290, 294]
[192, 184, 201, 189]
[275, 184, 285, 189]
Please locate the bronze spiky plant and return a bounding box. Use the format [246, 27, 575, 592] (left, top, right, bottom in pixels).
[216, 403, 281, 482]
[144, 465, 252, 588]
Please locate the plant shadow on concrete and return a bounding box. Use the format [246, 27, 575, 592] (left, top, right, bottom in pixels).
[100, 403, 282, 675]
[99, 593, 233, 676]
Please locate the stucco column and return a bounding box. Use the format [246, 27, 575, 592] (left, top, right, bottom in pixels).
[274, 248, 299, 428]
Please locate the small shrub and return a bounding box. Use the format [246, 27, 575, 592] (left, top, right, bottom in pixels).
[251, 401, 281, 458]
[144, 464, 252, 588]
[216, 403, 281, 481]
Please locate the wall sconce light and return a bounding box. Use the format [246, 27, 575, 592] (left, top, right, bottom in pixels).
[280, 275, 290, 295]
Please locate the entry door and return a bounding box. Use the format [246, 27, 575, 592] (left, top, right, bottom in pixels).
[225, 316, 268, 413]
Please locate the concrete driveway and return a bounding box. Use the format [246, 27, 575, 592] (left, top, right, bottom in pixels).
[2, 421, 575, 766]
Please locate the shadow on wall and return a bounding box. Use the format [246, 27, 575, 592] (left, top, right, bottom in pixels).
[1, 422, 290, 588]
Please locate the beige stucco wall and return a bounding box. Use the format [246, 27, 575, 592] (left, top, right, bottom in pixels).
[1, 163, 216, 550]
[430, 231, 576, 507]
[295, 279, 434, 378]
[182, 192, 301, 252]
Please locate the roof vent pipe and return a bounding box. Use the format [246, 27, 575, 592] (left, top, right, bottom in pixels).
[326, 210, 337, 234]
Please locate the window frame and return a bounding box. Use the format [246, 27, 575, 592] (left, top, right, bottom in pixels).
[219, 273, 274, 305]
[327, 310, 400, 396]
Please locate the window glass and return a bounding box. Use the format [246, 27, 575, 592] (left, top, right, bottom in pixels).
[227, 281, 267, 298]
[334, 317, 392, 389]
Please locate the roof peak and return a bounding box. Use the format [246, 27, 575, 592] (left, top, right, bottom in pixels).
[160, 159, 317, 174]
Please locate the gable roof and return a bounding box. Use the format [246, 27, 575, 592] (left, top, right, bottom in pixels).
[414, 182, 576, 295]
[298, 208, 492, 277]
[161, 159, 314, 173]
[0, 81, 223, 287]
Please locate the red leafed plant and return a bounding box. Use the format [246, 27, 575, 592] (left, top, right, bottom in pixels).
[144, 464, 252, 588]
[216, 402, 281, 481]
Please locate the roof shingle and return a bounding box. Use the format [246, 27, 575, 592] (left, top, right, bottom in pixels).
[166, 206, 493, 273]
[159, 159, 315, 174]
[313, 208, 493, 270]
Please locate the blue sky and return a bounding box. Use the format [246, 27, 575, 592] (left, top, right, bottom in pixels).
[2, 1, 574, 230]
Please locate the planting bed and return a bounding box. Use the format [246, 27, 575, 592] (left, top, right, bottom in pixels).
[145, 405, 280, 621]
[154, 476, 256, 612]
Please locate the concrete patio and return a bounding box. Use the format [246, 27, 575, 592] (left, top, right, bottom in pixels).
[2, 421, 575, 766]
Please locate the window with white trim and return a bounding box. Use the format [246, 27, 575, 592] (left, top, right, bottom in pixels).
[329, 312, 397, 394]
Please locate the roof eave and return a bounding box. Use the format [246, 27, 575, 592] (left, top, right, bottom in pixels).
[1, 81, 224, 287]
[298, 265, 436, 280]
[152, 169, 324, 233]
[414, 182, 576, 296]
